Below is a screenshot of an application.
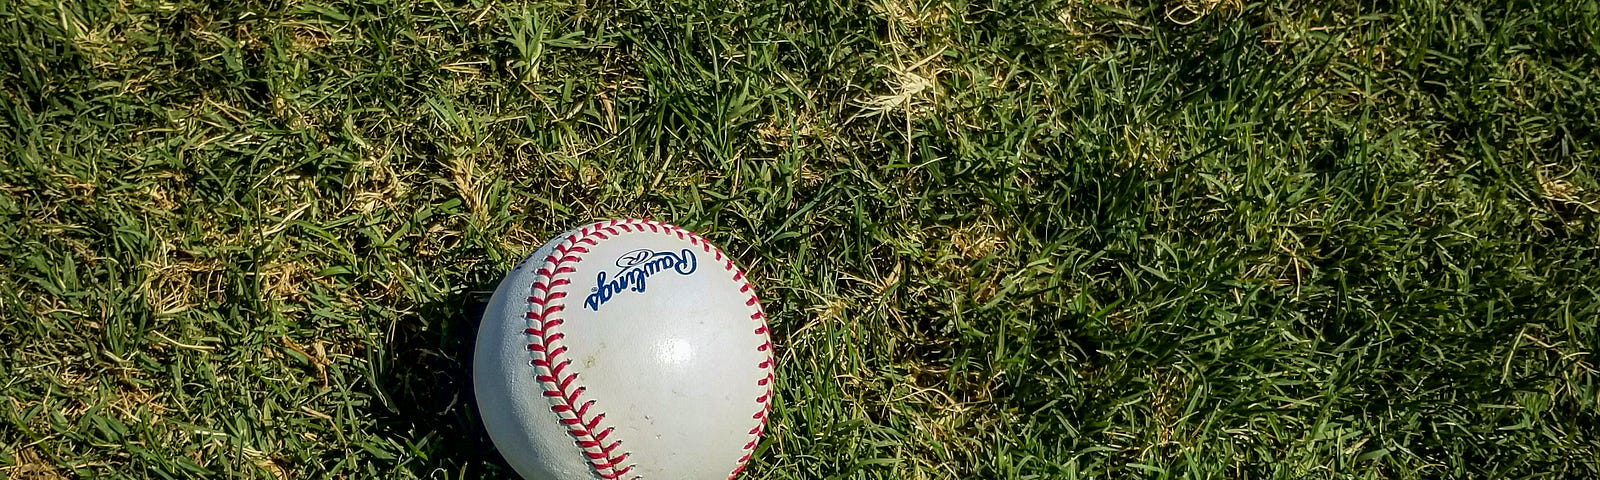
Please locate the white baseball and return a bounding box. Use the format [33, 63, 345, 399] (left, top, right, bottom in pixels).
[473, 219, 774, 480]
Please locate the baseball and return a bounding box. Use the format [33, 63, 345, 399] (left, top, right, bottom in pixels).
[473, 219, 774, 480]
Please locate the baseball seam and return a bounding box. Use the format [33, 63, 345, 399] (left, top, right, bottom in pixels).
[523, 219, 774, 480]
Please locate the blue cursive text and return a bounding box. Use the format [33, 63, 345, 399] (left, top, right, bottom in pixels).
[583, 248, 698, 311]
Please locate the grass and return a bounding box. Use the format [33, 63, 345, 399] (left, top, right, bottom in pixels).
[2, 0, 1599, 478]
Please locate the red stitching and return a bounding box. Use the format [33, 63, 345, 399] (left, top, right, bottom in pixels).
[528, 236, 624, 479]
[724, 255, 772, 479]
[522, 219, 771, 480]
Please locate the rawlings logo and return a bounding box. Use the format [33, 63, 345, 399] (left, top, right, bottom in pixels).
[583, 248, 698, 311]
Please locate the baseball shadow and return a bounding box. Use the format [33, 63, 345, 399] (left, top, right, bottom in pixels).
[368, 261, 517, 477]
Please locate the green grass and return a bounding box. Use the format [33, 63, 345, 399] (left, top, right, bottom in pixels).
[3, 0, 1599, 478]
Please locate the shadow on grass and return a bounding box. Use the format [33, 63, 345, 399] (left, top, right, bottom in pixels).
[369, 262, 517, 477]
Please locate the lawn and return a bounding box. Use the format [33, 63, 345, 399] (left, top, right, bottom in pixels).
[3, 0, 1599, 478]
